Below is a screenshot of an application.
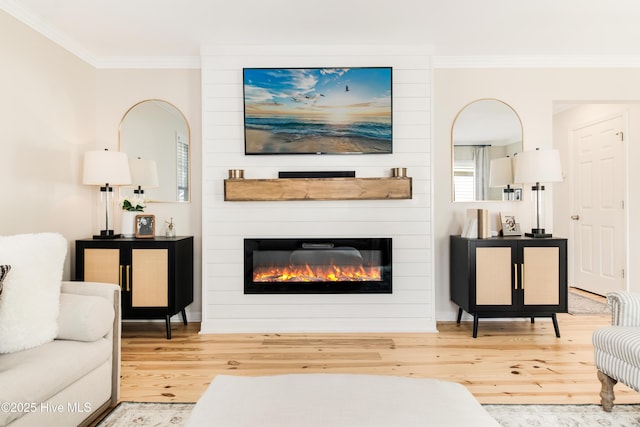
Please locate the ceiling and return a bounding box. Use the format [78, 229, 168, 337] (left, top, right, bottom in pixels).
[3, 0, 640, 67]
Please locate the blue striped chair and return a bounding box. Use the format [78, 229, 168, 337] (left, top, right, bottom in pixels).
[593, 291, 640, 411]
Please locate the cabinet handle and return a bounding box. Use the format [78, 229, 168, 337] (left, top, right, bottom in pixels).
[119, 265, 123, 289]
[521, 264, 525, 290]
[126, 265, 131, 292]
[514, 264, 518, 290]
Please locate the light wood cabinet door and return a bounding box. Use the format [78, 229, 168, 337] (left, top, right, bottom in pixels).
[475, 247, 512, 305]
[131, 249, 168, 307]
[84, 248, 121, 285]
[522, 246, 560, 306]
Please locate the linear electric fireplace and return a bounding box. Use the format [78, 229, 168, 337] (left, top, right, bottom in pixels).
[244, 238, 392, 294]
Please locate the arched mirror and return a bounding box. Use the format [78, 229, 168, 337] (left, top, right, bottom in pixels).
[119, 100, 190, 203]
[452, 99, 523, 202]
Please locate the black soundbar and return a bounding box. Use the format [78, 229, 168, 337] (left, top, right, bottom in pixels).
[278, 171, 356, 178]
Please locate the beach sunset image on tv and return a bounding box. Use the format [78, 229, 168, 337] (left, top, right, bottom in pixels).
[243, 67, 392, 154]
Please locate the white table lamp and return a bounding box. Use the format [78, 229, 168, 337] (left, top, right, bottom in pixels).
[514, 148, 563, 238]
[83, 149, 131, 239]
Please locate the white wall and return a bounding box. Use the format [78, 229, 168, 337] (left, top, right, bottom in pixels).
[201, 46, 434, 333]
[0, 10, 96, 279]
[434, 68, 640, 320]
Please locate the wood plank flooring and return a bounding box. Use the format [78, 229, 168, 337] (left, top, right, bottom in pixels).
[119, 298, 639, 405]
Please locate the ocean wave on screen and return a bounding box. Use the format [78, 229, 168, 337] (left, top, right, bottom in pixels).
[245, 116, 391, 141]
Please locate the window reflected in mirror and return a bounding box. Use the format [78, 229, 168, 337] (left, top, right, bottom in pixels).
[452, 99, 523, 202]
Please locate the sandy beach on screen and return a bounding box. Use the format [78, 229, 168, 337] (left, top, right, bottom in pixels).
[246, 129, 391, 154]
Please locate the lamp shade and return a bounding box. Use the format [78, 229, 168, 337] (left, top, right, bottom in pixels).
[514, 148, 563, 184]
[82, 150, 132, 186]
[129, 158, 159, 188]
[489, 157, 514, 188]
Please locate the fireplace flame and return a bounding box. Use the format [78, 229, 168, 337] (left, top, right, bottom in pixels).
[253, 264, 382, 282]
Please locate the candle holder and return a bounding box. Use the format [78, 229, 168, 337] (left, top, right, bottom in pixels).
[228, 169, 245, 179]
[391, 167, 407, 178]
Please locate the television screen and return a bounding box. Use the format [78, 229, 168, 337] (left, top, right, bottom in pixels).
[243, 67, 392, 155]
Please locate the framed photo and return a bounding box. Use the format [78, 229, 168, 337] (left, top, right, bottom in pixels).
[243, 67, 392, 155]
[500, 213, 522, 236]
[135, 214, 155, 238]
[514, 188, 523, 201]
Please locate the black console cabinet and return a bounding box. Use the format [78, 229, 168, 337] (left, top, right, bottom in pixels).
[450, 235, 567, 338]
[75, 236, 193, 339]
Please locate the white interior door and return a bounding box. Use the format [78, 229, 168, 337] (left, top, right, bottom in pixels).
[572, 114, 626, 296]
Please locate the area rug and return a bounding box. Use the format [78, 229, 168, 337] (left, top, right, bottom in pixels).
[95, 402, 193, 426]
[97, 402, 640, 426]
[568, 290, 610, 315]
[483, 404, 640, 426]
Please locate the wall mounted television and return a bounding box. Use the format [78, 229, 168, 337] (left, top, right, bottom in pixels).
[243, 67, 392, 155]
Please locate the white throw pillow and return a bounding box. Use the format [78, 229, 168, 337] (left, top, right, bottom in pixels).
[57, 293, 115, 342]
[0, 233, 67, 353]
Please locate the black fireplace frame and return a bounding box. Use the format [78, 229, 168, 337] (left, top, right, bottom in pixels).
[244, 238, 392, 294]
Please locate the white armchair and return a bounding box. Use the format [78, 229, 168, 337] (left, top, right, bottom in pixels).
[592, 291, 640, 411]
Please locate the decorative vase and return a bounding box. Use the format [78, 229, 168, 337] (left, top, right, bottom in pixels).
[165, 217, 176, 238]
[121, 211, 137, 237]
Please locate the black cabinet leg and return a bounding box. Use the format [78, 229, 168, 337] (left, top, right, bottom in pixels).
[165, 315, 172, 340]
[456, 307, 463, 324]
[181, 309, 188, 325]
[473, 314, 479, 338]
[531, 317, 535, 324]
[552, 313, 560, 337]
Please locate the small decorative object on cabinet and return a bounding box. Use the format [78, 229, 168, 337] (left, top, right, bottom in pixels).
[450, 235, 567, 338]
[75, 236, 193, 339]
[500, 213, 522, 236]
[135, 214, 155, 238]
[165, 217, 176, 238]
[121, 199, 145, 238]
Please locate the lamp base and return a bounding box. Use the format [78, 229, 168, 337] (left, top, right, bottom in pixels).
[525, 228, 552, 238]
[93, 230, 122, 240]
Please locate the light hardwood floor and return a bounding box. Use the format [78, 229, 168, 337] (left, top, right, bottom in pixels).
[119, 297, 639, 406]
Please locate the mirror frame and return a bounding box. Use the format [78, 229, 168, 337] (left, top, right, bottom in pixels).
[118, 99, 191, 203]
[451, 98, 523, 202]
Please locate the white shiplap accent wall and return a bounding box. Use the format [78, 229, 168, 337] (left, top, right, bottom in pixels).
[200, 45, 434, 333]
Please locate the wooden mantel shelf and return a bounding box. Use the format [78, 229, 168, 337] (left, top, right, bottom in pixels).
[224, 177, 412, 201]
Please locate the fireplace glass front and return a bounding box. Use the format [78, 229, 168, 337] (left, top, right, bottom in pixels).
[244, 238, 392, 294]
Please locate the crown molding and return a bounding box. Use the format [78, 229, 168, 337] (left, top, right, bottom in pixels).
[1, 0, 200, 69]
[433, 55, 640, 69]
[201, 44, 435, 57]
[1, 0, 98, 66]
[93, 56, 201, 69]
